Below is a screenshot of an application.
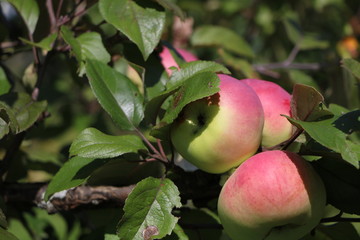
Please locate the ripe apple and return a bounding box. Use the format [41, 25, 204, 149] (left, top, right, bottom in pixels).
[218, 150, 326, 240]
[241, 79, 293, 147]
[170, 74, 264, 174]
[159, 46, 198, 76]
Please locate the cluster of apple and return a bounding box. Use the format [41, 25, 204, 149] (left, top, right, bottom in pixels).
[160, 46, 327, 240]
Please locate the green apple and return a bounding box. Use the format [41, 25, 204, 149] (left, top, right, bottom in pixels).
[241, 79, 293, 147]
[170, 74, 264, 174]
[218, 150, 326, 240]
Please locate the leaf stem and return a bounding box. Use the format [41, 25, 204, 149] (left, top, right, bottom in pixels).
[135, 128, 169, 163]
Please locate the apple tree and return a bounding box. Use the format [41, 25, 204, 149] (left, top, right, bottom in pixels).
[0, 0, 359, 239]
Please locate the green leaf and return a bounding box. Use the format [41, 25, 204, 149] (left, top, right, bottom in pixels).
[20, 33, 57, 51]
[191, 25, 254, 58]
[7, 0, 39, 34]
[283, 18, 329, 50]
[0, 117, 9, 140]
[69, 127, 147, 158]
[60, 26, 82, 62]
[105, 234, 120, 240]
[0, 92, 47, 133]
[117, 177, 181, 240]
[155, 0, 186, 20]
[0, 228, 19, 240]
[77, 31, 111, 75]
[290, 84, 328, 121]
[99, 0, 166, 60]
[288, 111, 360, 168]
[169, 60, 230, 87]
[0, 209, 7, 229]
[61, 27, 111, 76]
[313, 158, 360, 215]
[342, 58, 360, 80]
[0, 67, 11, 95]
[44, 156, 109, 201]
[172, 224, 189, 240]
[144, 61, 226, 125]
[218, 49, 257, 78]
[161, 72, 220, 125]
[85, 59, 144, 130]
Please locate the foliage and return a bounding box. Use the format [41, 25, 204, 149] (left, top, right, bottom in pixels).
[0, 0, 359, 239]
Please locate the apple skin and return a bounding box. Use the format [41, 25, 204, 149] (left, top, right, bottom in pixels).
[241, 79, 293, 147]
[170, 74, 264, 174]
[159, 46, 198, 76]
[218, 150, 326, 240]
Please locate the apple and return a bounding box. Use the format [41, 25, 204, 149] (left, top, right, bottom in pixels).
[218, 150, 326, 240]
[170, 74, 264, 174]
[159, 46, 198, 76]
[241, 79, 293, 147]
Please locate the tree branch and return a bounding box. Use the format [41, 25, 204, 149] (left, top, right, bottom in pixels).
[1, 183, 135, 214]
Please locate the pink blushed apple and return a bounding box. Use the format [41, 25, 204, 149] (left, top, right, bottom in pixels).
[218, 150, 326, 240]
[241, 79, 293, 147]
[159, 46, 198, 76]
[170, 74, 264, 174]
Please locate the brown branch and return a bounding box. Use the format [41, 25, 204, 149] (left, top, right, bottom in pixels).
[1, 183, 135, 214]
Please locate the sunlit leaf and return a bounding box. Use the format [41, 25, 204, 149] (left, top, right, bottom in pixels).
[117, 177, 181, 240]
[85, 59, 144, 130]
[69, 127, 147, 159]
[45, 156, 109, 201]
[99, 0, 166, 60]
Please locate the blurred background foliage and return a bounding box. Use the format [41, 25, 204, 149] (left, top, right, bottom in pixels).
[0, 0, 359, 239]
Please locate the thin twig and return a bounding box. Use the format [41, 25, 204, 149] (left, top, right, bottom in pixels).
[55, 0, 64, 20]
[46, 0, 57, 33]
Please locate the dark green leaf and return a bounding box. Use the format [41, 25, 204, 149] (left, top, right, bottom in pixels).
[117, 177, 181, 240]
[0, 67, 11, 95]
[191, 26, 254, 58]
[20, 33, 57, 51]
[0, 228, 19, 240]
[0, 209, 7, 229]
[290, 84, 327, 121]
[0, 92, 47, 133]
[44, 156, 109, 201]
[85, 59, 144, 130]
[99, 0, 166, 60]
[7, 0, 39, 34]
[289, 111, 360, 168]
[69, 127, 147, 158]
[342, 58, 360, 80]
[313, 158, 360, 215]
